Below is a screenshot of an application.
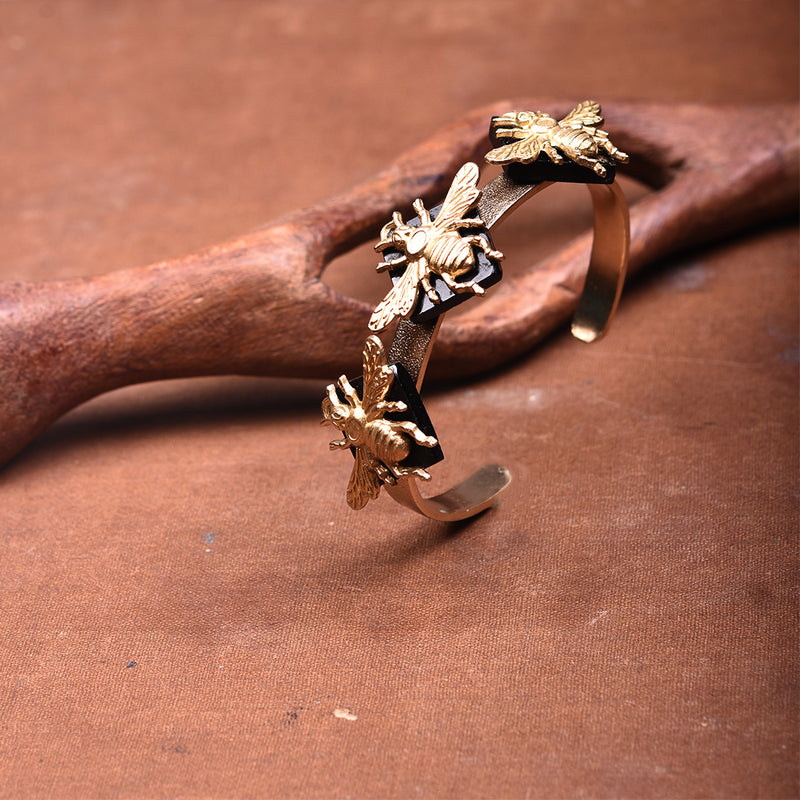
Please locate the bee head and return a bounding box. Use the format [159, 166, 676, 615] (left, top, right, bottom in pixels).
[529, 110, 556, 130]
[391, 222, 416, 245]
[376, 211, 404, 247]
[321, 389, 350, 428]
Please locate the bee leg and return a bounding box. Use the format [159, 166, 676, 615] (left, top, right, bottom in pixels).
[467, 235, 504, 262]
[337, 374, 360, 406]
[441, 271, 483, 295]
[393, 465, 433, 482]
[413, 200, 432, 226]
[391, 420, 438, 448]
[324, 383, 346, 413]
[376, 254, 407, 273]
[494, 127, 521, 140]
[372, 459, 396, 485]
[376, 400, 408, 414]
[542, 141, 564, 164]
[569, 151, 607, 177]
[601, 138, 629, 163]
[420, 274, 441, 304]
[573, 155, 607, 177]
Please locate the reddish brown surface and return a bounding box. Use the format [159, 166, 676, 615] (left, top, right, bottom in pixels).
[1, 2, 798, 799]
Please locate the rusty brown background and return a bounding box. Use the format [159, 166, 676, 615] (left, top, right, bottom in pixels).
[1, 1, 798, 798]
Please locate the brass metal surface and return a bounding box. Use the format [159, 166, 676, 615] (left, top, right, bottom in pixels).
[386, 317, 442, 390]
[572, 181, 630, 342]
[378, 168, 629, 520]
[478, 173, 629, 341]
[327, 105, 631, 521]
[385, 464, 513, 522]
[475, 175, 552, 228]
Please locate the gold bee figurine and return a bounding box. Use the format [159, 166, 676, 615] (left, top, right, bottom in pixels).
[368, 162, 504, 333]
[486, 100, 629, 178]
[322, 335, 439, 510]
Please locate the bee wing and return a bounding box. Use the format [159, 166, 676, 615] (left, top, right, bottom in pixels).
[485, 137, 542, 165]
[361, 335, 394, 410]
[368, 261, 424, 333]
[346, 448, 382, 510]
[560, 100, 603, 129]
[434, 162, 481, 229]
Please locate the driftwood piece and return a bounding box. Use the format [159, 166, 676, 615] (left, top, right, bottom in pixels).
[0, 100, 797, 467]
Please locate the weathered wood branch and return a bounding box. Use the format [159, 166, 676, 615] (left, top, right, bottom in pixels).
[0, 100, 797, 467]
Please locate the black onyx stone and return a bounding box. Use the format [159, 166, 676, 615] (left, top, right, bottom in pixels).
[381, 204, 502, 324]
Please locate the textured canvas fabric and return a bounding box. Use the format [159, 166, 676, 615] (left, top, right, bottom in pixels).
[1, 2, 797, 798]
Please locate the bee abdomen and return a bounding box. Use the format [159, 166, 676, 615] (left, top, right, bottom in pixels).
[426, 234, 474, 276]
[558, 128, 596, 153]
[367, 421, 411, 466]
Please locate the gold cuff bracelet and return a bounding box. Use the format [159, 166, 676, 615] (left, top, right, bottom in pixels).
[322, 101, 630, 521]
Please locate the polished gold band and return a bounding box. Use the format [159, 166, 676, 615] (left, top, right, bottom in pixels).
[322, 102, 631, 521]
[383, 177, 630, 521]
